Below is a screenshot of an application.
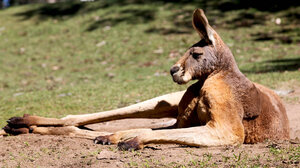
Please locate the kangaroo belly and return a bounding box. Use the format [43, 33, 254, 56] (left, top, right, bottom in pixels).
[243, 84, 290, 143]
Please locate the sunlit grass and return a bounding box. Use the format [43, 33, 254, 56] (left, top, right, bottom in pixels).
[0, 1, 299, 127]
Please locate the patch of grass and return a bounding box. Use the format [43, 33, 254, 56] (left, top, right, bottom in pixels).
[267, 144, 300, 164]
[119, 145, 299, 167]
[283, 96, 299, 104]
[0, 0, 299, 127]
[23, 141, 30, 147]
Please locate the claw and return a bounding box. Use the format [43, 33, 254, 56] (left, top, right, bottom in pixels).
[2, 125, 10, 132]
[29, 127, 34, 133]
[94, 135, 112, 145]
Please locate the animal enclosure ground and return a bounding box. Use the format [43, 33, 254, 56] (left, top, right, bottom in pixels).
[0, 0, 299, 167]
[0, 88, 299, 167]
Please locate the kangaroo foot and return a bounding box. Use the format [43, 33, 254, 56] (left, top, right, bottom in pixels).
[3, 114, 35, 135]
[2, 125, 33, 135]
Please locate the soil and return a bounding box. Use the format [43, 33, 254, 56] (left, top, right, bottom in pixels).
[0, 88, 299, 167]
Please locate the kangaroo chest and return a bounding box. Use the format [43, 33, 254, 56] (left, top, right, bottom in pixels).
[177, 93, 211, 127]
[196, 96, 211, 125]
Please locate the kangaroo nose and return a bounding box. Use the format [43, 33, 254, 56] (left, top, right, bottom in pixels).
[170, 66, 180, 75]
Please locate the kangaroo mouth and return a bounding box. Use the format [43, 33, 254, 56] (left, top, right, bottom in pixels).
[171, 68, 192, 85]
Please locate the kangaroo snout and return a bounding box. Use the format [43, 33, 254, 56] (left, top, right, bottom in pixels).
[170, 65, 191, 85]
[170, 66, 180, 76]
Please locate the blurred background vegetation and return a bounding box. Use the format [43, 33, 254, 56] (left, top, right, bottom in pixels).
[0, 0, 299, 126]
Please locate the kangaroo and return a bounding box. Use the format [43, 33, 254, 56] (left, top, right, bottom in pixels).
[1, 9, 289, 150]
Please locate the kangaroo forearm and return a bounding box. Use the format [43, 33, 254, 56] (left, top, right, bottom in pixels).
[64, 106, 178, 126]
[62, 91, 185, 126]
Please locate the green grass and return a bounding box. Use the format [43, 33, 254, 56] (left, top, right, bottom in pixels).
[123, 145, 300, 167]
[0, 0, 299, 126]
[111, 144, 300, 167]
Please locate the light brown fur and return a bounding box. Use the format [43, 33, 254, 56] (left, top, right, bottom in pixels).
[2, 9, 289, 150]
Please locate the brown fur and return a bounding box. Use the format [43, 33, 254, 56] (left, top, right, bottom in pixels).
[169, 9, 289, 144]
[2, 9, 289, 150]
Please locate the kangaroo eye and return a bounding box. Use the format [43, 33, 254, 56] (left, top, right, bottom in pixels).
[192, 52, 202, 59]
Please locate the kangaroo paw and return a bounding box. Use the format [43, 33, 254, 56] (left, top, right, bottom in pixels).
[7, 114, 31, 128]
[94, 135, 113, 145]
[117, 137, 143, 151]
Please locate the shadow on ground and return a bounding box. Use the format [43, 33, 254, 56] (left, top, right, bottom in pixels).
[251, 27, 300, 44]
[86, 8, 156, 31]
[242, 58, 300, 74]
[13, 0, 300, 34]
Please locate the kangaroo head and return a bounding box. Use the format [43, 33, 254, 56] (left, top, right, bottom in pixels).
[170, 9, 231, 85]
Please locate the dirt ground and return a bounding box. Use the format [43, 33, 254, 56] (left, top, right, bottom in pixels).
[0, 89, 299, 167]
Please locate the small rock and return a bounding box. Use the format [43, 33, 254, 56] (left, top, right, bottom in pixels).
[94, 16, 100, 21]
[21, 80, 29, 86]
[106, 73, 115, 79]
[103, 26, 111, 31]
[101, 61, 107, 65]
[13, 92, 24, 97]
[96, 41, 106, 47]
[96, 150, 118, 160]
[275, 18, 281, 25]
[0, 27, 5, 32]
[153, 48, 164, 54]
[154, 72, 167, 77]
[19, 48, 26, 54]
[41, 63, 47, 68]
[169, 51, 180, 58]
[58, 93, 72, 97]
[290, 137, 300, 144]
[52, 65, 63, 71]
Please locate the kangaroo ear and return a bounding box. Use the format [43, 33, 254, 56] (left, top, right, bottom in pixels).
[192, 9, 216, 46]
